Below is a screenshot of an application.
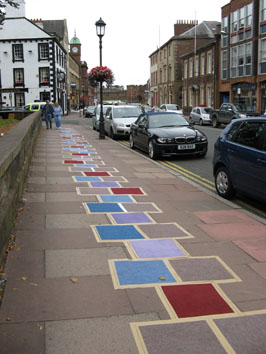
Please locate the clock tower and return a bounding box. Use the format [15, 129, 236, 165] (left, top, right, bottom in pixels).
[70, 30, 81, 62]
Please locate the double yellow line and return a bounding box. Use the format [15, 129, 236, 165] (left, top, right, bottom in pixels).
[159, 160, 216, 191]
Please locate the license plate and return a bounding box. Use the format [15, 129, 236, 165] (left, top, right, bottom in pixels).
[178, 144, 195, 150]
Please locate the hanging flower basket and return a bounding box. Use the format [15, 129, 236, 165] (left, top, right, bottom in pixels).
[88, 66, 114, 88]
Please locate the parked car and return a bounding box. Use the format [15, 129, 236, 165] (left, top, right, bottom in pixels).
[189, 106, 212, 125]
[211, 103, 258, 128]
[213, 117, 266, 202]
[129, 112, 208, 159]
[92, 105, 113, 131]
[24, 102, 46, 112]
[160, 104, 183, 115]
[84, 106, 95, 118]
[104, 105, 142, 139]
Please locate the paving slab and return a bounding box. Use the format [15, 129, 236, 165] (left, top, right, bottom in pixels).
[45, 247, 127, 277]
[46, 213, 110, 229]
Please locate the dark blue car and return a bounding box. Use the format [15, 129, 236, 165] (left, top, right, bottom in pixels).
[213, 117, 266, 202]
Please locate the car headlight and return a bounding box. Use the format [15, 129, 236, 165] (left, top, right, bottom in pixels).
[239, 114, 246, 118]
[196, 135, 207, 142]
[117, 123, 125, 127]
[157, 137, 172, 143]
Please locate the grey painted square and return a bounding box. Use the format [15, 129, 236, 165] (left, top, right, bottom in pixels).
[169, 258, 234, 282]
[46, 313, 159, 354]
[46, 214, 109, 229]
[140, 321, 226, 354]
[215, 314, 266, 354]
[46, 247, 127, 277]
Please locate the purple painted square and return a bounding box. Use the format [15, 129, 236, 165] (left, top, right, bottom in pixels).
[112, 213, 153, 224]
[130, 239, 186, 258]
[91, 182, 119, 188]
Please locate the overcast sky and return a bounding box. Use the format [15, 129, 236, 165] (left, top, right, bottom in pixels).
[24, 0, 227, 87]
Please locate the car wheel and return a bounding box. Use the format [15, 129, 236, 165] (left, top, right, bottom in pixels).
[93, 124, 96, 130]
[129, 134, 135, 149]
[199, 119, 203, 126]
[148, 140, 158, 160]
[215, 166, 235, 199]
[110, 129, 117, 140]
[212, 117, 219, 128]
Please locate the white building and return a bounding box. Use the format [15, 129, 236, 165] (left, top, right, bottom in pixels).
[0, 1, 67, 112]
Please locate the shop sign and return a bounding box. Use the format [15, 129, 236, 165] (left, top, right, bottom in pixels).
[232, 82, 256, 91]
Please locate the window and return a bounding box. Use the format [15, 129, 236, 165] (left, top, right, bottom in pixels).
[234, 121, 266, 148]
[189, 58, 193, 77]
[261, 0, 266, 22]
[189, 88, 192, 106]
[221, 50, 228, 80]
[15, 93, 25, 107]
[238, 45, 244, 76]
[246, 3, 252, 27]
[183, 89, 187, 106]
[260, 38, 266, 74]
[231, 10, 238, 32]
[39, 67, 50, 85]
[245, 42, 252, 75]
[206, 86, 212, 107]
[201, 54, 205, 75]
[184, 61, 188, 79]
[239, 7, 245, 29]
[12, 44, 23, 62]
[38, 43, 49, 60]
[231, 47, 238, 77]
[168, 65, 172, 81]
[222, 17, 228, 47]
[227, 122, 241, 141]
[168, 46, 171, 56]
[207, 52, 212, 74]
[200, 86, 204, 105]
[13, 68, 24, 86]
[163, 66, 166, 82]
[160, 69, 162, 83]
[194, 56, 199, 76]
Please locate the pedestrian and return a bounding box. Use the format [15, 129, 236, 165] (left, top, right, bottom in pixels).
[53, 102, 63, 129]
[41, 100, 54, 129]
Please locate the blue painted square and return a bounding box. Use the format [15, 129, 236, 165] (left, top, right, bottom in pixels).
[114, 260, 177, 285]
[100, 195, 134, 203]
[96, 225, 144, 240]
[74, 164, 97, 168]
[74, 157, 93, 161]
[75, 176, 101, 182]
[86, 151, 97, 154]
[86, 203, 124, 213]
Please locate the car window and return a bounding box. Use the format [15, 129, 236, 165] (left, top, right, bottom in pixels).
[227, 122, 242, 141]
[221, 104, 227, 111]
[196, 108, 200, 114]
[137, 114, 147, 126]
[149, 113, 188, 128]
[234, 121, 266, 148]
[32, 105, 39, 110]
[24, 105, 30, 110]
[113, 107, 140, 118]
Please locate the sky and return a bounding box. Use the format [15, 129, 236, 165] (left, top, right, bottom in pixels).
[24, 0, 228, 87]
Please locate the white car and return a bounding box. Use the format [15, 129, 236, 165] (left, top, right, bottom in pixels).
[160, 104, 183, 115]
[92, 105, 113, 131]
[104, 105, 142, 139]
[189, 106, 212, 125]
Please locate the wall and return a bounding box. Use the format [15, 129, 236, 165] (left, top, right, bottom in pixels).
[0, 112, 42, 265]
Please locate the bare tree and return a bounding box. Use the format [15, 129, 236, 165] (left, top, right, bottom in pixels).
[0, 1, 19, 22]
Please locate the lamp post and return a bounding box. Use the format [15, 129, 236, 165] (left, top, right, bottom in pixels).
[95, 17, 106, 139]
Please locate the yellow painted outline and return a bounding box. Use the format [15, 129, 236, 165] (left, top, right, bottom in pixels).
[91, 224, 150, 243]
[107, 212, 158, 226]
[96, 194, 136, 203]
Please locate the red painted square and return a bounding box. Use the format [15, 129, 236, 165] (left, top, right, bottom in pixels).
[62, 137, 71, 139]
[72, 135, 82, 137]
[84, 171, 110, 176]
[72, 153, 88, 156]
[162, 284, 234, 318]
[71, 146, 84, 148]
[77, 142, 87, 144]
[64, 160, 83, 164]
[111, 188, 143, 195]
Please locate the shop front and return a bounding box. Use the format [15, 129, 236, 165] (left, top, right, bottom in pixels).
[232, 82, 256, 111]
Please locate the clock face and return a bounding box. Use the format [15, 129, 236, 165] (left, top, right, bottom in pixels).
[72, 46, 78, 53]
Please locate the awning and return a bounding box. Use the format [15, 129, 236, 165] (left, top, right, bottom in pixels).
[192, 84, 199, 90]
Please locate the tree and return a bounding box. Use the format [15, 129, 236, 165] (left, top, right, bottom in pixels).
[0, 1, 19, 22]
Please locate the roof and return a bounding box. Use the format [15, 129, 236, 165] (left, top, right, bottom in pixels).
[70, 36, 81, 44]
[178, 21, 220, 39]
[42, 20, 66, 40]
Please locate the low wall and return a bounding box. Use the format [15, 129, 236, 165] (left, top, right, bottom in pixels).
[0, 112, 42, 265]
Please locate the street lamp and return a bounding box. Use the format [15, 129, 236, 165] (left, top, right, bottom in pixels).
[95, 17, 106, 139]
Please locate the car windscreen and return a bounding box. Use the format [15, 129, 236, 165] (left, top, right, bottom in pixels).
[202, 107, 212, 114]
[149, 114, 188, 128]
[234, 103, 254, 112]
[96, 106, 110, 114]
[113, 107, 141, 118]
[166, 104, 181, 110]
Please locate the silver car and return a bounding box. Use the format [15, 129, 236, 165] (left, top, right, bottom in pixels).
[104, 105, 142, 139]
[189, 106, 212, 125]
[92, 105, 113, 131]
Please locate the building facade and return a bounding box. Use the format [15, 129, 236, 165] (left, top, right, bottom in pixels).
[0, 17, 67, 112]
[219, 0, 266, 113]
[126, 84, 148, 103]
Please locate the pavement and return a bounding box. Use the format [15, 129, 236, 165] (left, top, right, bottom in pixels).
[1, 112, 266, 353]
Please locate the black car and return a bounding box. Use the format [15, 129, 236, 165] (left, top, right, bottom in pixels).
[129, 112, 208, 159]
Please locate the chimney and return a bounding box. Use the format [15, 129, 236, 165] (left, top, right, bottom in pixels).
[174, 19, 198, 36]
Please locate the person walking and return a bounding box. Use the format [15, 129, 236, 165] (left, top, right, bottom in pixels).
[42, 100, 54, 129]
[53, 102, 63, 129]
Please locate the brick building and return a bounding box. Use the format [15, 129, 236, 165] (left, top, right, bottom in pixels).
[181, 23, 222, 113]
[126, 84, 148, 103]
[149, 20, 219, 108]
[103, 86, 127, 102]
